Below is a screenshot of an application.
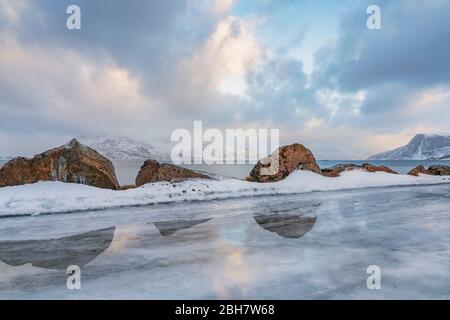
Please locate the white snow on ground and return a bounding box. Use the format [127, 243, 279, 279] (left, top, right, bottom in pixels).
[0, 170, 449, 217]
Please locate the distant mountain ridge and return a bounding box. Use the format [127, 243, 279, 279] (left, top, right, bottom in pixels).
[70, 133, 254, 163]
[77, 134, 171, 162]
[368, 134, 450, 160]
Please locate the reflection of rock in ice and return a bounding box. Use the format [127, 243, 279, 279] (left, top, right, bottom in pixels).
[254, 214, 316, 239]
[153, 218, 211, 236]
[0, 227, 115, 270]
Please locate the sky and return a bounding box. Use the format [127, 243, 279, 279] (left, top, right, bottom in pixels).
[1, 0, 450, 159]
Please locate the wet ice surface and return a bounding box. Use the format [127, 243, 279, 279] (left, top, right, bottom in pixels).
[1, 184, 450, 299]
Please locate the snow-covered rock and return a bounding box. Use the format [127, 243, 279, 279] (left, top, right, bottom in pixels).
[0, 139, 119, 190]
[248, 143, 321, 183]
[368, 134, 450, 160]
[77, 134, 171, 162]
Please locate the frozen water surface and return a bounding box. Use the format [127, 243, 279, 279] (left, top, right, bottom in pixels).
[1, 184, 450, 299]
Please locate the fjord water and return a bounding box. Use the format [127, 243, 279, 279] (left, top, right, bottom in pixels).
[1, 183, 450, 299]
[111, 160, 450, 184]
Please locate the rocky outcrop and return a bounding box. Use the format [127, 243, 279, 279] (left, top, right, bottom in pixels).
[0, 139, 119, 189]
[361, 163, 398, 174]
[408, 165, 450, 176]
[407, 165, 428, 176]
[321, 164, 360, 177]
[322, 163, 398, 177]
[135, 160, 210, 187]
[248, 143, 321, 183]
[119, 184, 137, 190]
[428, 165, 450, 176]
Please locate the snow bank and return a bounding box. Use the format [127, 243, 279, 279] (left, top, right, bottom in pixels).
[0, 170, 449, 217]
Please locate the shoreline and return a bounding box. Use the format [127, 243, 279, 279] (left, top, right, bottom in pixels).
[1, 170, 449, 217]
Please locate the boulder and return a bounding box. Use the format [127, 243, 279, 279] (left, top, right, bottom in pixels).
[135, 160, 210, 187]
[0, 139, 119, 189]
[248, 143, 321, 183]
[407, 165, 428, 176]
[322, 163, 398, 177]
[119, 184, 136, 190]
[361, 163, 398, 174]
[427, 165, 450, 176]
[408, 165, 450, 176]
[321, 164, 360, 177]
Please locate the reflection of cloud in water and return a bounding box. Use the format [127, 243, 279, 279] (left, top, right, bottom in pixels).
[0, 227, 115, 270]
[205, 218, 262, 299]
[210, 240, 257, 300]
[254, 214, 317, 239]
[153, 218, 211, 236]
[107, 224, 147, 253]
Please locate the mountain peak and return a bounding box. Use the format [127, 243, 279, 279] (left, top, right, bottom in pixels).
[68, 138, 82, 147]
[368, 134, 450, 160]
[77, 134, 171, 162]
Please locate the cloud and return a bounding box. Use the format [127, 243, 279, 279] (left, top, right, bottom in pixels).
[168, 16, 263, 113]
[0, 38, 161, 135]
[241, 56, 321, 123]
[1, 0, 450, 158]
[0, 0, 255, 151]
[310, 0, 450, 135]
[1, 0, 202, 93]
[212, 0, 237, 15]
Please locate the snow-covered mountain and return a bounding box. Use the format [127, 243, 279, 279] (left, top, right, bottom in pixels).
[368, 134, 450, 160]
[77, 134, 171, 162]
[76, 134, 254, 163]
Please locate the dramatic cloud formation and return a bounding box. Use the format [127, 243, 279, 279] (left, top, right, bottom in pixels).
[1, 0, 450, 158]
[312, 0, 450, 132]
